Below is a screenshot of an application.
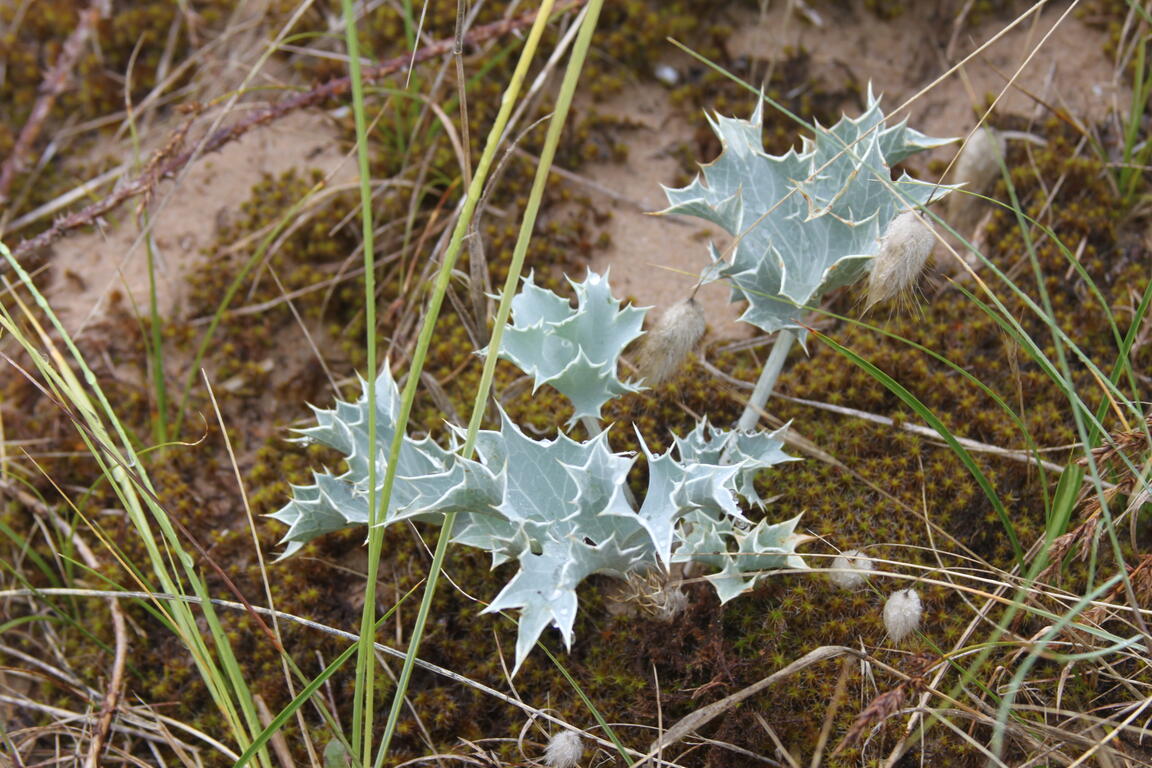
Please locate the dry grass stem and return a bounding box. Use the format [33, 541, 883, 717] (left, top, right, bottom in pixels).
[0, 1, 109, 206]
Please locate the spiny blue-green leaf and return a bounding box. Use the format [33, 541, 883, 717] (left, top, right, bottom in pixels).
[275, 365, 807, 672]
[672, 418, 798, 507]
[663, 86, 954, 334]
[484, 534, 647, 669]
[471, 413, 652, 671]
[269, 369, 471, 558]
[673, 511, 808, 603]
[489, 270, 647, 424]
[634, 441, 730, 567]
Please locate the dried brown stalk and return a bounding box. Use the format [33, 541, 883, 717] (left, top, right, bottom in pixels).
[0, 477, 127, 768]
[8, 0, 586, 266]
[1038, 414, 1152, 582]
[833, 654, 935, 757]
[1083, 553, 1152, 625]
[646, 645, 862, 757]
[834, 686, 907, 757]
[0, 1, 110, 205]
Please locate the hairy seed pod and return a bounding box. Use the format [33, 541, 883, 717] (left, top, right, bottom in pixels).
[544, 730, 584, 768]
[883, 588, 923, 642]
[829, 549, 873, 590]
[947, 127, 1006, 234]
[655, 584, 689, 620]
[637, 298, 707, 386]
[865, 211, 935, 309]
[954, 126, 1005, 193]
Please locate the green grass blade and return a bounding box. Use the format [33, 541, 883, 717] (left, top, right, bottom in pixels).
[369, 1, 596, 763]
[233, 587, 417, 768]
[1, 240, 270, 766]
[541, 644, 634, 766]
[814, 330, 1024, 565]
[339, 0, 381, 760]
[144, 222, 169, 445]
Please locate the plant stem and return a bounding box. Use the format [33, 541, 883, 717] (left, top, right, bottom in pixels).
[735, 328, 795, 433]
[580, 415, 602, 440]
[371, 2, 593, 764]
[340, 0, 379, 760]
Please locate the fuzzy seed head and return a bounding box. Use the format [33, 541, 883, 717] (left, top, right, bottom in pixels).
[655, 584, 689, 620]
[883, 588, 923, 642]
[544, 730, 584, 768]
[829, 549, 873, 590]
[637, 298, 707, 386]
[954, 127, 1005, 193]
[947, 127, 1007, 234]
[865, 211, 935, 309]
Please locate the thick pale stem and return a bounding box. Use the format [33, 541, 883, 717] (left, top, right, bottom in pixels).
[736, 329, 795, 433]
[580, 414, 602, 441]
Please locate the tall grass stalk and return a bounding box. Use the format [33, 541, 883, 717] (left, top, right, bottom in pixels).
[0, 241, 273, 768]
[333, 2, 610, 764]
[375, 2, 608, 764]
[339, 0, 382, 759]
[144, 225, 169, 445]
[1116, 6, 1152, 205]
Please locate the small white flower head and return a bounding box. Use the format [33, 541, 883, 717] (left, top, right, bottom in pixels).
[544, 730, 584, 768]
[947, 127, 1008, 235]
[883, 588, 923, 642]
[828, 549, 873, 590]
[636, 298, 707, 386]
[653, 63, 680, 86]
[865, 210, 935, 310]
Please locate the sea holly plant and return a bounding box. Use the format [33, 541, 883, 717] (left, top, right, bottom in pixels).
[487, 269, 645, 430]
[273, 271, 806, 671]
[663, 87, 955, 431]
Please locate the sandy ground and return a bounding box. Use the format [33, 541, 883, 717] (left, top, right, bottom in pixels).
[46, 111, 359, 335]
[36, 2, 1124, 344]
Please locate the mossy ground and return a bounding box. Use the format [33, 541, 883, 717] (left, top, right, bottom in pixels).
[2, 1, 1149, 766]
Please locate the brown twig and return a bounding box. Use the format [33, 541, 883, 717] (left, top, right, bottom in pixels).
[0, 1, 109, 206]
[9, 0, 586, 266]
[86, 569, 128, 768]
[833, 654, 936, 758]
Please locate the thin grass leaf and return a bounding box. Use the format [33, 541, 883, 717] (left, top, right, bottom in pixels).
[813, 330, 1025, 565]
